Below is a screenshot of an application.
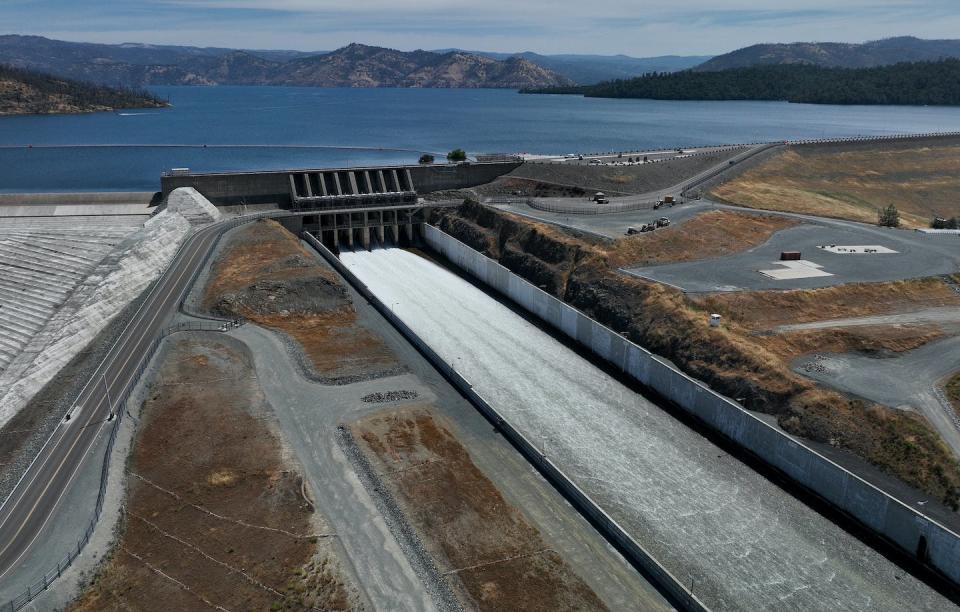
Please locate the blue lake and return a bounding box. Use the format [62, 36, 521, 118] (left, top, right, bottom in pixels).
[2, 86, 960, 192]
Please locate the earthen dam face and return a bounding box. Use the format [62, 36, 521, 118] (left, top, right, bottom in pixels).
[338, 246, 955, 612]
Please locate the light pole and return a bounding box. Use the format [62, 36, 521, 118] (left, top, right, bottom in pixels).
[102, 373, 114, 420]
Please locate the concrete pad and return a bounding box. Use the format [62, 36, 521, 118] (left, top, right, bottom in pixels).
[817, 245, 898, 254]
[759, 260, 834, 280]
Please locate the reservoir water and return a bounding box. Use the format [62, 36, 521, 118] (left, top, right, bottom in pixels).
[2, 86, 960, 192]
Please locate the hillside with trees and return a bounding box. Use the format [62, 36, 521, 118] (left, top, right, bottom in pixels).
[0, 64, 166, 115]
[524, 60, 960, 106]
[695, 36, 960, 71]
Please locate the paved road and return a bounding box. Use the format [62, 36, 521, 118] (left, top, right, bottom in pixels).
[793, 337, 960, 459]
[524, 143, 779, 214]
[523, 144, 742, 165]
[625, 217, 960, 292]
[776, 307, 960, 333]
[0, 215, 266, 581]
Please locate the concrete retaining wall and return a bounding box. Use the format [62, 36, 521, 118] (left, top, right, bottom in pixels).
[302, 231, 707, 612]
[422, 223, 960, 589]
[161, 162, 521, 205]
[407, 161, 521, 193]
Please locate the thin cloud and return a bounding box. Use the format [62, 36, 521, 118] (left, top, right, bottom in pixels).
[4, 0, 960, 55]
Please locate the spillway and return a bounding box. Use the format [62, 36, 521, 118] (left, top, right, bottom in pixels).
[340, 246, 953, 611]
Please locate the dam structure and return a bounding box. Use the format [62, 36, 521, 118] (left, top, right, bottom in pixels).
[339, 246, 954, 611]
[159, 160, 521, 207]
[161, 160, 520, 250]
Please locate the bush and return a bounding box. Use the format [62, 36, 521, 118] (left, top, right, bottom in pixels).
[447, 148, 467, 162]
[418, 153, 435, 164]
[878, 204, 900, 227]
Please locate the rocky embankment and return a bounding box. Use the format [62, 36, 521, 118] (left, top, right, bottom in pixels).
[430, 201, 960, 509]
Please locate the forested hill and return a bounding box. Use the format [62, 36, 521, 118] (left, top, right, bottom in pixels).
[523, 59, 960, 106]
[695, 36, 960, 71]
[0, 64, 166, 115]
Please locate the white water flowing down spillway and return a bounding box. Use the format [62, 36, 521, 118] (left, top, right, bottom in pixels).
[339, 246, 954, 611]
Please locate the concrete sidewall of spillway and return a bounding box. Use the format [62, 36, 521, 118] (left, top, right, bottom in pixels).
[419, 223, 960, 590]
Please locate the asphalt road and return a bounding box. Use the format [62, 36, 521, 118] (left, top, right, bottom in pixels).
[525, 142, 778, 214]
[0, 215, 265, 582]
[793, 337, 960, 459]
[624, 204, 960, 292]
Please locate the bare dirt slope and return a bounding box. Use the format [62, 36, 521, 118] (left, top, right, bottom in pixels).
[711, 138, 960, 228]
[353, 407, 606, 612]
[511, 148, 742, 195]
[71, 336, 360, 611]
[204, 219, 398, 382]
[431, 202, 960, 510]
[698, 276, 960, 329]
[697, 278, 960, 360]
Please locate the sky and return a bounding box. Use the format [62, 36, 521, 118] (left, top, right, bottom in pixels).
[2, 0, 959, 56]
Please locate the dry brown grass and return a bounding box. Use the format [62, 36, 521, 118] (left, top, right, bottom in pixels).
[254, 309, 396, 376]
[204, 220, 339, 300]
[603, 210, 796, 267]
[696, 276, 960, 329]
[204, 219, 397, 379]
[354, 408, 606, 612]
[71, 338, 356, 612]
[946, 373, 960, 420]
[711, 145, 960, 228]
[755, 325, 943, 361]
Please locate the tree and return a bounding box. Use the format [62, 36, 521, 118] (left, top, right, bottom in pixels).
[418, 153, 435, 164]
[447, 148, 468, 162]
[878, 204, 900, 228]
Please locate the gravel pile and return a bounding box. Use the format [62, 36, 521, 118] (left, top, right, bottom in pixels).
[362, 390, 419, 404]
[801, 355, 829, 374]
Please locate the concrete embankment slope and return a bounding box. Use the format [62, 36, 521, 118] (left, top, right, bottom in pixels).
[0, 192, 154, 218]
[339, 246, 955, 611]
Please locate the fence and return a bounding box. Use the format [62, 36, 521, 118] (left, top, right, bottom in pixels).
[524, 144, 748, 165]
[422, 224, 960, 591]
[302, 230, 708, 611]
[523, 131, 960, 165]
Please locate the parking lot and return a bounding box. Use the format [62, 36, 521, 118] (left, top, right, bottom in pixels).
[621, 210, 960, 292]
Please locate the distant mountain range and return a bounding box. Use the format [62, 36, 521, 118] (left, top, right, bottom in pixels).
[0, 35, 708, 88]
[434, 50, 710, 84]
[0, 36, 573, 89]
[696, 36, 960, 71]
[6, 34, 958, 92]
